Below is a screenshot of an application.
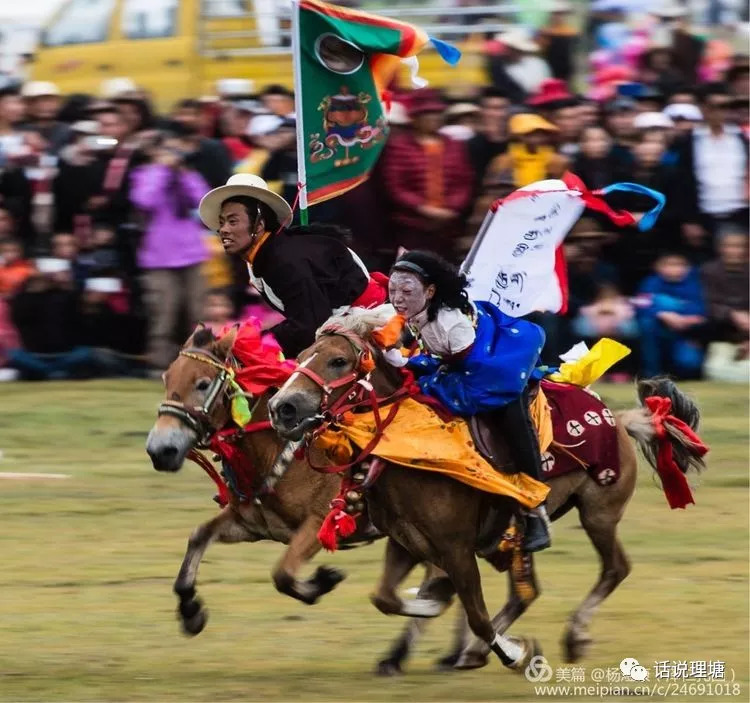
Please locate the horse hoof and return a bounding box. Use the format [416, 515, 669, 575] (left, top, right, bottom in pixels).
[509, 637, 543, 672]
[181, 608, 208, 636]
[454, 651, 490, 670]
[563, 630, 592, 663]
[375, 659, 403, 677]
[178, 597, 202, 620]
[434, 653, 461, 672]
[313, 566, 347, 595]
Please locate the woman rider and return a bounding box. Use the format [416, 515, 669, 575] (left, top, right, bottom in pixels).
[383, 250, 551, 552]
[198, 174, 387, 359]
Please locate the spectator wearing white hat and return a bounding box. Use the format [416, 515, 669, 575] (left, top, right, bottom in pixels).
[19, 81, 71, 155]
[234, 113, 285, 178]
[439, 102, 480, 141]
[488, 31, 551, 104]
[221, 99, 265, 164]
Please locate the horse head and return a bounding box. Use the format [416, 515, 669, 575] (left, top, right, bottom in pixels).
[146, 325, 239, 471]
[269, 305, 401, 440]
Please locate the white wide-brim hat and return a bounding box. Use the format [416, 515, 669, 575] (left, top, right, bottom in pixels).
[496, 30, 539, 53]
[199, 174, 293, 231]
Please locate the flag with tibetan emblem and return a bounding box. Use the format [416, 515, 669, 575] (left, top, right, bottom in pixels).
[292, 0, 460, 209]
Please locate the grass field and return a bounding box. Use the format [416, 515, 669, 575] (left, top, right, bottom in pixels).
[0, 379, 747, 702]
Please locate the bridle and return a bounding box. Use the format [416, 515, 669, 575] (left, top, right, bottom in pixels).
[157, 348, 256, 446]
[292, 326, 414, 473]
[294, 326, 376, 416]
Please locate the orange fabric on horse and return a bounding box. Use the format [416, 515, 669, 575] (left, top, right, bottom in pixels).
[312, 397, 549, 509]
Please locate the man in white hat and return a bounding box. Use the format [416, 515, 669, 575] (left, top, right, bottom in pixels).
[489, 31, 552, 102]
[199, 175, 387, 357]
[19, 81, 70, 155]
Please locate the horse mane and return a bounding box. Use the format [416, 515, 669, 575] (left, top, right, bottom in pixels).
[317, 304, 397, 340]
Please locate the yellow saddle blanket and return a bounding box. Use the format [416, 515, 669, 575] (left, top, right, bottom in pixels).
[312, 397, 550, 509]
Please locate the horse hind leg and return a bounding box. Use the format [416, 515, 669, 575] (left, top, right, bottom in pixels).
[563, 512, 631, 662]
[375, 563, 455, 677]
[272, 514, 346, 605]
[174, 507, 248, 636]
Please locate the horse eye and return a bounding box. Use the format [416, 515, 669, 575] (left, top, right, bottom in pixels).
[195, 378, 212, 392]
[330, 357, 349, 369]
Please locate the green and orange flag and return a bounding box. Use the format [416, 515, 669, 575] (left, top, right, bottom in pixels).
[291, 0, 460, 213]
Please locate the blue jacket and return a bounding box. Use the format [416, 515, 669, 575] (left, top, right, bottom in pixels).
[636, 269, 706, 318]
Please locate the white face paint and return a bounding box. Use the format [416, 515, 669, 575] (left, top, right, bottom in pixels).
[388, 271, 433, 320]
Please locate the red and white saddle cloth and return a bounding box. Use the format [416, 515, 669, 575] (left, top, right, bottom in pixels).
[540, 380, 622, 487]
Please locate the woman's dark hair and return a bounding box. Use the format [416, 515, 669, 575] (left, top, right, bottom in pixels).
[113, 96, 155, 130]
[220, 195, 281, 233]
[57, 93, 93, 123]
[390, 250, 472, 321]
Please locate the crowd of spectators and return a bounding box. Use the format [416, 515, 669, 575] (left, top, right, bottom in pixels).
[0, 3, 747, 383]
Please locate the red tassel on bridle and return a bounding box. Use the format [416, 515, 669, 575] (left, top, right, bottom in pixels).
[645, 396, 708, 509]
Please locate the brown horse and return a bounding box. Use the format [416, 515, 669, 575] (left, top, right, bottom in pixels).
[145, 325, 453, 671]
[268, 307, 705, 671]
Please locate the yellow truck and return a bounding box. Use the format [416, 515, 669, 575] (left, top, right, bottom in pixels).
[29, 0, 513, 109]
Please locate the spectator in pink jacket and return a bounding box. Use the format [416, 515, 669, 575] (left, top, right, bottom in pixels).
[130, 132, 209, 371]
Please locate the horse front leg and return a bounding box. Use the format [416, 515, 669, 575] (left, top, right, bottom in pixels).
[174, 507, 249, 635]
[443, 549, 540, 672]
[272, 514, 346, 605]
[455, 551, 541, 670]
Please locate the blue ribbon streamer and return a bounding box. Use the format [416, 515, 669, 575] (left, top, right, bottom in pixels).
[599, 182, 666, 232]
[429, 36, 461, 65]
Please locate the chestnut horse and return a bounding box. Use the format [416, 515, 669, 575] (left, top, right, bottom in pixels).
[268, 307, 705, 671]
[145, 325, 453, 671]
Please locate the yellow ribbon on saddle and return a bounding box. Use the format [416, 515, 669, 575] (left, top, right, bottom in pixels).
[547, 338, 631, 387]
[312, 398, 550, 509]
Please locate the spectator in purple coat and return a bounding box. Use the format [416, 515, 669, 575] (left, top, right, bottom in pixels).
[130, 132, 210, 370]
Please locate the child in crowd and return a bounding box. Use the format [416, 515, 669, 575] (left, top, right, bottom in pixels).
[75, 223, 122, 279]
[635, 251, 706, 379]
[0, 237, 33, 297]
[573, 283, 638, 341]
[201, 288, 237, 335]
[50, 232, 78, 261]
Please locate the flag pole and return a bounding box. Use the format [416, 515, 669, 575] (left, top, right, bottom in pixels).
[291, 0, 309, 225]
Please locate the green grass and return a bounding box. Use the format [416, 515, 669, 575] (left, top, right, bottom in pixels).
[0, 380, 747, 702]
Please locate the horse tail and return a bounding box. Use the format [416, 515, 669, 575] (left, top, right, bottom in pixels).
[620, 376, 706, 477]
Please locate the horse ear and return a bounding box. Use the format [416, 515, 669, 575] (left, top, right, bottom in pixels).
[183, 323, 207, 348]
[215, 324, 240, 359]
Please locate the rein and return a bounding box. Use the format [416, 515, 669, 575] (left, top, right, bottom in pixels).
[301, 328, 412, 473]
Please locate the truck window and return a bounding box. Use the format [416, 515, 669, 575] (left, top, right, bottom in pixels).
[123, 0, 180, 40]
[201, 0, 249, 19]
[42, 0, 117, 46]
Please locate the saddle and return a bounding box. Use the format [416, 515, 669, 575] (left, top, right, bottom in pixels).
[468, 380, 541, 473]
